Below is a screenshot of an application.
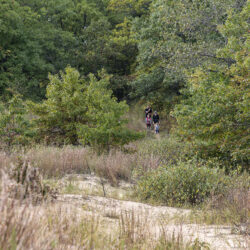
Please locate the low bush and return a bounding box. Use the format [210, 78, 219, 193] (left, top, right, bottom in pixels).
[136, 159, 230, 206]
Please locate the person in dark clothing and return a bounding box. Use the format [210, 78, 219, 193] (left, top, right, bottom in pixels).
[145, 105, 152, 118]
[153, 111, 159, 124]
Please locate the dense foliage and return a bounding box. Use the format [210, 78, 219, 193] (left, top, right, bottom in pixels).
[173, 2, 249, 168]
[0, 0, 140, 100]
[28, 67, 142, 149]
[131, 0, 246, 110]
[0, 95, 32, 149]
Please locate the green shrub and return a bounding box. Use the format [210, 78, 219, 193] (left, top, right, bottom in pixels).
[0, 95, 33, 149]
[136, 159, 229, 206]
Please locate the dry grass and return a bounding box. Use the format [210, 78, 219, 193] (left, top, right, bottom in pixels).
[188, 179, 250, 233]
[0, 170, 104, 249]
[25, 146, 91, 178]
[0, 169, 210, 250]
[0, 172, 55, 249]
[0, 199, 55, 249]
[0, 145, 158, 187]
[119, 210, 151, 247]
[1, 167, 247, 249]
[0, 151, 17, 170]
[89, 150, 137, 186]
[0, 174, 208, 250]
[25, 146, 138, 186]
[117, 210, 210, 249]
[0, 142, 249, 248]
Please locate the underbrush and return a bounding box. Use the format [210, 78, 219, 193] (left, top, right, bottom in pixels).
[136, 159, 230, 206]
[0, 138, 171, 186]
[136, 156, 249, 230]
[0, 135, 249, 229]
[0, 135, 187, 182]
[188, 172, 249, 229]
[136, 135, 191, 164]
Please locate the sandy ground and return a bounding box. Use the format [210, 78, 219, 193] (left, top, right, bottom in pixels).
[54, 175, 249, 250]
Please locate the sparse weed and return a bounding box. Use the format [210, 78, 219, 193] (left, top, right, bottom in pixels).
[188, 172, 250, 229]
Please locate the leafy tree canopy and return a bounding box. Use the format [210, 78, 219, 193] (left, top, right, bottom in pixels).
[0, 95, 32, 149]
[28, 67, 142, 149]
[131, 0, 247, 110]
[173, 1, 249, 168]
[0, 0, 140, 101]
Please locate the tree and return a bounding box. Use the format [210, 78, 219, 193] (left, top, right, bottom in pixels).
[0, 0, 76, 100]
[131, 0, 246, 111]
[0, 95, 32, 149]
[0, 0, 141, 101]
[173, 1, 249, 169]
[28, 67, 142, 149]
[77, 71, 142, 151]
[28, 67, 88, 144]
[108, 0, 152, 17]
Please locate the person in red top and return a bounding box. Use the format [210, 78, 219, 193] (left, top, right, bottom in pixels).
[145, 114, 152, 129]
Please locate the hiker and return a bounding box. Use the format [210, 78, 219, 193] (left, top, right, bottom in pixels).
[145, 114, 152, 129]
[153, 111, 160, 125]
[145, 105, 152, 119]
[155, 122, 160, 134]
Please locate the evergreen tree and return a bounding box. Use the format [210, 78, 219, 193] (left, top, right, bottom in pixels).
[28, 67, 142, 148]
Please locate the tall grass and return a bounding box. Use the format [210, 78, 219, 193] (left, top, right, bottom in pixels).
[25, 146, 90, 177]
[0, 136, 249, 229]
[25, 146, 139, 185]
[90, 150, 137, 186]
[0, 172, 55, 249]
[0, 145, 160, 186]
[189, 172, 250, 229]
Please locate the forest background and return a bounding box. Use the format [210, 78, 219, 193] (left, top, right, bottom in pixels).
[0, 0, 249, 169]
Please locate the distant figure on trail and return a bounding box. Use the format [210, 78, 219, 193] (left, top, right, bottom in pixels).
[153, 111, 160, 133]
[145, 105, 152, 118]
[153, 111, 159, 125]
[146, 114, 152, 129]
[155, 123, 160, 134]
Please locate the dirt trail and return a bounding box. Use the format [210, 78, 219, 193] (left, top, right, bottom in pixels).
[55, 175, 249, 250]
